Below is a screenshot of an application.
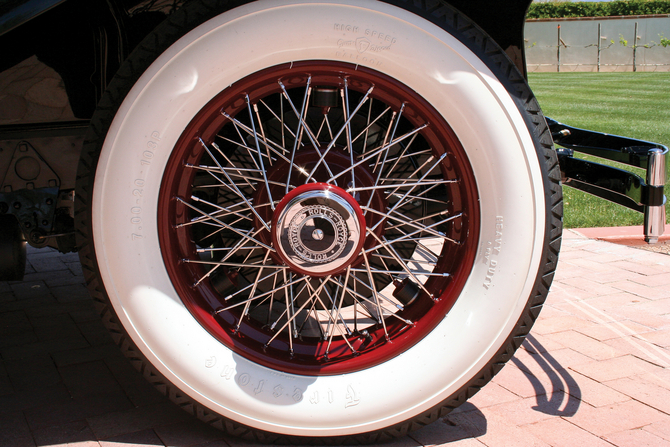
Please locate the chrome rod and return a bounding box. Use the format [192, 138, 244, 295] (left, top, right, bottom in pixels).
[247, 96, 275, 210]
[198, 138, 271, 231]
[304, 84, 374, 183]
[327, 124, 428, 184]
[645, 148, 667, 243]
[368, 153, 447, 233]
[177, 197, 273, 251]
[283, 76, 311, 194]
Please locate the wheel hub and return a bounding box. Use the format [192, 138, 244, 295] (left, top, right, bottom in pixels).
[272, 184, 366, 277]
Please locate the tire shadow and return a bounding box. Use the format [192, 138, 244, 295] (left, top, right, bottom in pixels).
[409, 333, 581, 445]
[513, 333, 582, 416]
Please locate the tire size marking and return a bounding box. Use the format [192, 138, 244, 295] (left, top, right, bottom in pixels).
[131, 131, 161, 241]
[213, 361, 361, 407]
[483, 216, 503, 290]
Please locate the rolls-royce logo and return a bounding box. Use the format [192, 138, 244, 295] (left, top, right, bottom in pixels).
[288, 205, 347, 264]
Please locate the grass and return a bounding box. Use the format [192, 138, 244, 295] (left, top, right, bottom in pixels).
[527, 72, 670, 228]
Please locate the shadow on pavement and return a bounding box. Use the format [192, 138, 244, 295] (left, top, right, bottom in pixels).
[513, 334, 581, 416]
[1, 247, 584, 446]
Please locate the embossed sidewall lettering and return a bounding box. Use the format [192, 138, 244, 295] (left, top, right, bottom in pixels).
[211, 360, 362, 408]
[130, 131, 161, 241]
[483, 216, 504, 289]
[332, 23, 398, 67]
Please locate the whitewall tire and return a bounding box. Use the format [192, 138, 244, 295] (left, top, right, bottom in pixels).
[76, 0, 562, 442]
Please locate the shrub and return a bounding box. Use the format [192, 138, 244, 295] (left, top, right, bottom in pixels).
[528, 0, 670, 19]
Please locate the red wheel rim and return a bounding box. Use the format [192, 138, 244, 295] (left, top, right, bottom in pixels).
[158, 61, 479, 375]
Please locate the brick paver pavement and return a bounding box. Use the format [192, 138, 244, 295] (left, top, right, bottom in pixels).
[1, 229, 669, 446]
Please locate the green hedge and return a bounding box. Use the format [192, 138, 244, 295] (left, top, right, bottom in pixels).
[528, 0, 670, 19]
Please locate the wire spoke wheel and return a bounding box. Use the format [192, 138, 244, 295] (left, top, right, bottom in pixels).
[76, 0, 561, 441]
[159, 62, 479, 374]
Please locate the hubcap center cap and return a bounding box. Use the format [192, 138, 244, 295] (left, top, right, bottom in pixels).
[272, 184, 365, 277]
[288, 204, 346, 264]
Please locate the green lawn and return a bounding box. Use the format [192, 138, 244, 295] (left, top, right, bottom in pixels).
[527, 72, 670, 228]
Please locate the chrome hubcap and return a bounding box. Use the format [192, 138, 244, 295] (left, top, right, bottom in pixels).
[273, 184, 365, 277]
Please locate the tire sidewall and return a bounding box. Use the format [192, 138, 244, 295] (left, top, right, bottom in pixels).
[90, 0, 546, 436]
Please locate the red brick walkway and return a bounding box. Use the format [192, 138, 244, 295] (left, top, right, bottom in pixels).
[1, 229, 669, 446]
[573, 225, 670, 255]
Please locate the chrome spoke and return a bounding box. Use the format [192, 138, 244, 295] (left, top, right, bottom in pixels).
[196, 246, 262, 253]
[213, 141, 260, 189]
[344, 273, 405, 312]
[349, 268, 447, 277]
[265, 276, 331, 348]
[370, 231, 434, 299]
[304, 84, 374, 184]
[361, 250, 390, 340]
[342, 78, 355, 188]
[387, 191, 450, 205]
[278, 79, 338, 183]
[177, 197, 273, 251]
[284, 270, 295, 352]
[353, 104, 391, 148]
[246, 95, 275, 210]
[188, 194, 253, 223]
[215, 227, 265, 267]
[371, 252, 437, 267]
[188, 163, 289, 188]
[284, 76, 311, 194]
[323, 113, 334, 141]
[362, 206, 451, 241]
[186, 161, 260, 190]
[365, 213, 462, 253]
[218, 120, 265, 169]
[379, 152, 438, 198]
[382, 148, 432, 167]
[371, 103, 403, 175]
[220, 112, 291, 163]
[379, 207, 450, 228]
[348, 178, 458, 193]
[369, 152, 447, 233]
[183, 259, 289, 269]
[235, 250, 273, 333]
[326, 266, 350, 344]
[319, 276, 353, 336]
[198, 138, 271, 232]
[216, 132, 261, 170]
[259, 98, 299, 144]
[363, 103, 404, 216]
[216, 272, 305, 313]
[314, 113, 333, 142]
[383, 132, 419, 176]
[327, 124, 428, 184]
[301, 277, 356, 354]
